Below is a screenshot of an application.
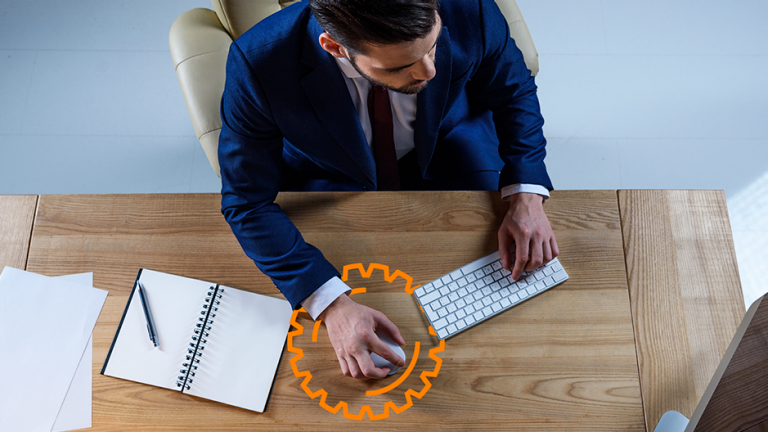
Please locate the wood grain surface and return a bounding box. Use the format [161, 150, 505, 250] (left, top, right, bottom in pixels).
[618, 190, 746, 431]
[0, 195, 37, 270]
[26, 191, 645, 430]
[692, 295, 768, 431]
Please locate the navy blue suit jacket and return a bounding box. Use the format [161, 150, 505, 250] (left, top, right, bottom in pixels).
[219, 0, 552, 309]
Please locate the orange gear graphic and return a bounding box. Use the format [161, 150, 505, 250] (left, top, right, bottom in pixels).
[287, 263, 446, 421]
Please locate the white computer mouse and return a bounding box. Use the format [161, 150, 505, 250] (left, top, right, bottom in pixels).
[370, 330, 406, 376]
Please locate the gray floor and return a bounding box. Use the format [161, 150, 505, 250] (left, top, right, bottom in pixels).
[1, 0, 766, 307]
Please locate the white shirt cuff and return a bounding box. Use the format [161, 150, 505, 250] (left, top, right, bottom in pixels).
[501, 183, 550, 201]
[301, 276, 351, 320]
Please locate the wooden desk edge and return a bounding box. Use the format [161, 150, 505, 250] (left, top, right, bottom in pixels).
[0, 195, 39, 271]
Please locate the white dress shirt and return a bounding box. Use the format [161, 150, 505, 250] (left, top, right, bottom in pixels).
[300, 56, 550, 319]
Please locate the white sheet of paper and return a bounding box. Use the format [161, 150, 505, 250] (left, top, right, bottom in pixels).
[51, 272, 94, 432]
[0, 268, 107, 432]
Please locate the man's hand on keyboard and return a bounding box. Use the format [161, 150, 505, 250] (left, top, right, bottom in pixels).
[318, 294, 405, 379]
[498, 192, 559, 281]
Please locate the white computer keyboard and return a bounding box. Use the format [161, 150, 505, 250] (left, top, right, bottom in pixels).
[414, 251, 568, 340]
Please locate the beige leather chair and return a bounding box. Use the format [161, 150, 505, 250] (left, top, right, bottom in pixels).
[169, 0, 539, 178]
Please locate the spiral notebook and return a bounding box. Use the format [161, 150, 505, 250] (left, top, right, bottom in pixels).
[101, 269, 293, 413]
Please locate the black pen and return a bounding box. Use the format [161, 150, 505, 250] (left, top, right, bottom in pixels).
[138, 281, 159, 347]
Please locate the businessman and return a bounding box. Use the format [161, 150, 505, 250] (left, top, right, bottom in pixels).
[219, 0, 558, 379]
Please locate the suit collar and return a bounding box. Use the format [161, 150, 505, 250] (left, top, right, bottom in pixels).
[300, 16, 376, 189]
[414, 26, 452, 178]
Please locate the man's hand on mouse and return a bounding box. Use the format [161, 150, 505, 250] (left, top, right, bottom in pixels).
[498, 192, 559, 281]
[318, 294, 405, 379]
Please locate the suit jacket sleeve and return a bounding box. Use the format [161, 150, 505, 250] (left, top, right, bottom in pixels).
[469, 0, 553, 191]
[218, 41, 340, 309]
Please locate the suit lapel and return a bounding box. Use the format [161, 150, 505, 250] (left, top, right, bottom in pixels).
[299, 17, 376, 189]
[414, 27, 452, 178]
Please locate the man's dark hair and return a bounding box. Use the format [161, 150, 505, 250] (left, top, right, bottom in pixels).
[309, 0, 440, 54]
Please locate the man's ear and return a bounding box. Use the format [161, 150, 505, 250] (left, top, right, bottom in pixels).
[318, 32, 347, 58]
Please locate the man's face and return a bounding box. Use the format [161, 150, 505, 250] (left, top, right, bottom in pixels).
[346, 16, 442, 95]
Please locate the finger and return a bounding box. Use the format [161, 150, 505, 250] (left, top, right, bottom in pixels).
[371, 336, 404, 368]
[345, 355, 363, 379]
[511, 237, 529, 281]
[550, 236, 560, 258]
[498, 225, 512, 270]
[542, 237, 553, 264]
[355, 352, 389, 379]
[337, 355, 350, 377]
[526, 236, 544, 271]
[374, 312, 405, 346]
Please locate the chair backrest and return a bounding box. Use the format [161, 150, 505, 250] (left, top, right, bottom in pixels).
[210, 0, 302, 40]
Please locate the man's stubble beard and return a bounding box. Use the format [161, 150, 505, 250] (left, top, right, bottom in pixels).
[348, 55, 429, 95]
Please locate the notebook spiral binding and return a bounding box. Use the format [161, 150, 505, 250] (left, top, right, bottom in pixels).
[176, 285, 224, 391]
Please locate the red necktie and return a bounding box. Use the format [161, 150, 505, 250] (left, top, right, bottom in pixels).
[367, 85, 400, 190]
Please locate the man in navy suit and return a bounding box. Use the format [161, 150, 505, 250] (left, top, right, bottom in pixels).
[219, 0, 558, 379]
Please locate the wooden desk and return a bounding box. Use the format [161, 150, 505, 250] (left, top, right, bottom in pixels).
[0, 195, 37, 270]
[17, 190, 745, 430]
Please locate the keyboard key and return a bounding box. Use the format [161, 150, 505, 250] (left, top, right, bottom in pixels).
[500, 298, 511, 308]
[456, 319, 467, 330]
[415, 287, 425, 297]
[543, 266, 554, 276]
[438, 328, 448, 338]
[449, 292, 459, 302]
[553, 270, 567, 282]
[490, 282, 501, 291]
[465, 314, 476, 325]
[544, 276, 555, 286]
[430, 300, 442, 310]
[420, 290, 440, 305]
[441, 275, 453, 285]
[473, 300, 484, 311]
[491, 292, 501, 302]
[448, 282, 459, 291]
[439, 286, 450, 296]
[526, 287, 537, 296]
[483, 275, 494, 285]
[535, 272, 545, 281]
[447, 324, 457, 334]
[473, 311, 485, 321]
[426, 309, 439, 321]
[492, 261, 502, 271]
[458, 288, 468, 298]
[518, 290, 529, 300]
[482, 287, 492, 296]
[535, 281, 546, 291]
[483, 266, 493, 275]
[425, 284, 435, 293]
[466, 273, 476, 283]
[473, 291, 484, 301]
[456, 309, 466, 319]
[464, 304, 475, 315]
[482, 306, 493, 317]
[509, 292, 520, 303]
[450, 270, 463, 281]
[473, 269, 485, 279]
[467, 282, 478, 293]
[447, 303, 458, 313]
[437, 307, 448, 317]
[491, 303, 502, 312]
[482, 297, 493, 306]
[440, 297, 450, 306]
[447, 313, 457, 323]
[492, 271, 503, 281]
[500, 278, 510, 287]
[455, 299, 466, 309]
[457, 277, 468, 287]
[500, 288, 511, 297]
[433, 317, 448, 329]
[501, 268, 511, 276]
